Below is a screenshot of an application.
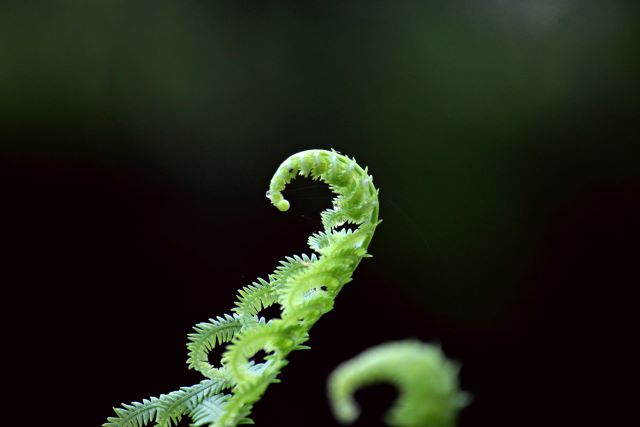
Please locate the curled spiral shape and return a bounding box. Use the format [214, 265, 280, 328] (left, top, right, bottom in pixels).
[327, 340, 470, 427]
[105, 149, 380, 427]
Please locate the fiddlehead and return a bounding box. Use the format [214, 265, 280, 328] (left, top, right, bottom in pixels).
[327, 340, 469, 427]
[105, 149, 380, 427]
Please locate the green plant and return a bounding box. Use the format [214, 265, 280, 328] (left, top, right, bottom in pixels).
[105, 149, 381, 427]
[328, 340, 469, 427]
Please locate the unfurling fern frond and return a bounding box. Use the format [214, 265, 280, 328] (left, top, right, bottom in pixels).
[105, 149, 380, 427]
[105, 397, 161, 427]
[327, 340, 470, 427]
[187, 314, 244, 379]
[232, 278, 278, 318]
[156, 379, 231, 426]
[105, 379, 229, 427]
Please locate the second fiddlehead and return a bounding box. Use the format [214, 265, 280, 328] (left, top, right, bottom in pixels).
[105, 149, 381, 427]
[328, 340, 469, 427]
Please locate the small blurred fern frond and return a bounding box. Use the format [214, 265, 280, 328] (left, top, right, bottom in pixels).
[328, 340, 469, 427]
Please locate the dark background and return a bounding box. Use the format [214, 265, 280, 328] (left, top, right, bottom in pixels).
[2, 1, 638, 426]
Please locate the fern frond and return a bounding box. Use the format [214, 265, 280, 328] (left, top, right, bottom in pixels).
[107, 150, 380, 427]
[105, 379, 230, 427]
[105, 398, 161, 427]
[270, 253, 318, 284]
[232, 278, 278, 318]
[156, 379, 230, 426]
[277, 268, 339, 320]
[221, 321, 291, 385]
[187, 314, 243, 378]
[328, 340, 470, 427]
[320, 208, 348, 230]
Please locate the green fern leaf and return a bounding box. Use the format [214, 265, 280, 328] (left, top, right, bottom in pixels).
[157, 379, 230, 426]
[104, 397, 161, 427]
[232, 278, 278, 317]
[187, 314, 243, 378]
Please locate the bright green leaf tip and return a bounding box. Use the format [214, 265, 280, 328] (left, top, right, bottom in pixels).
[275, 199, 290, 211]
